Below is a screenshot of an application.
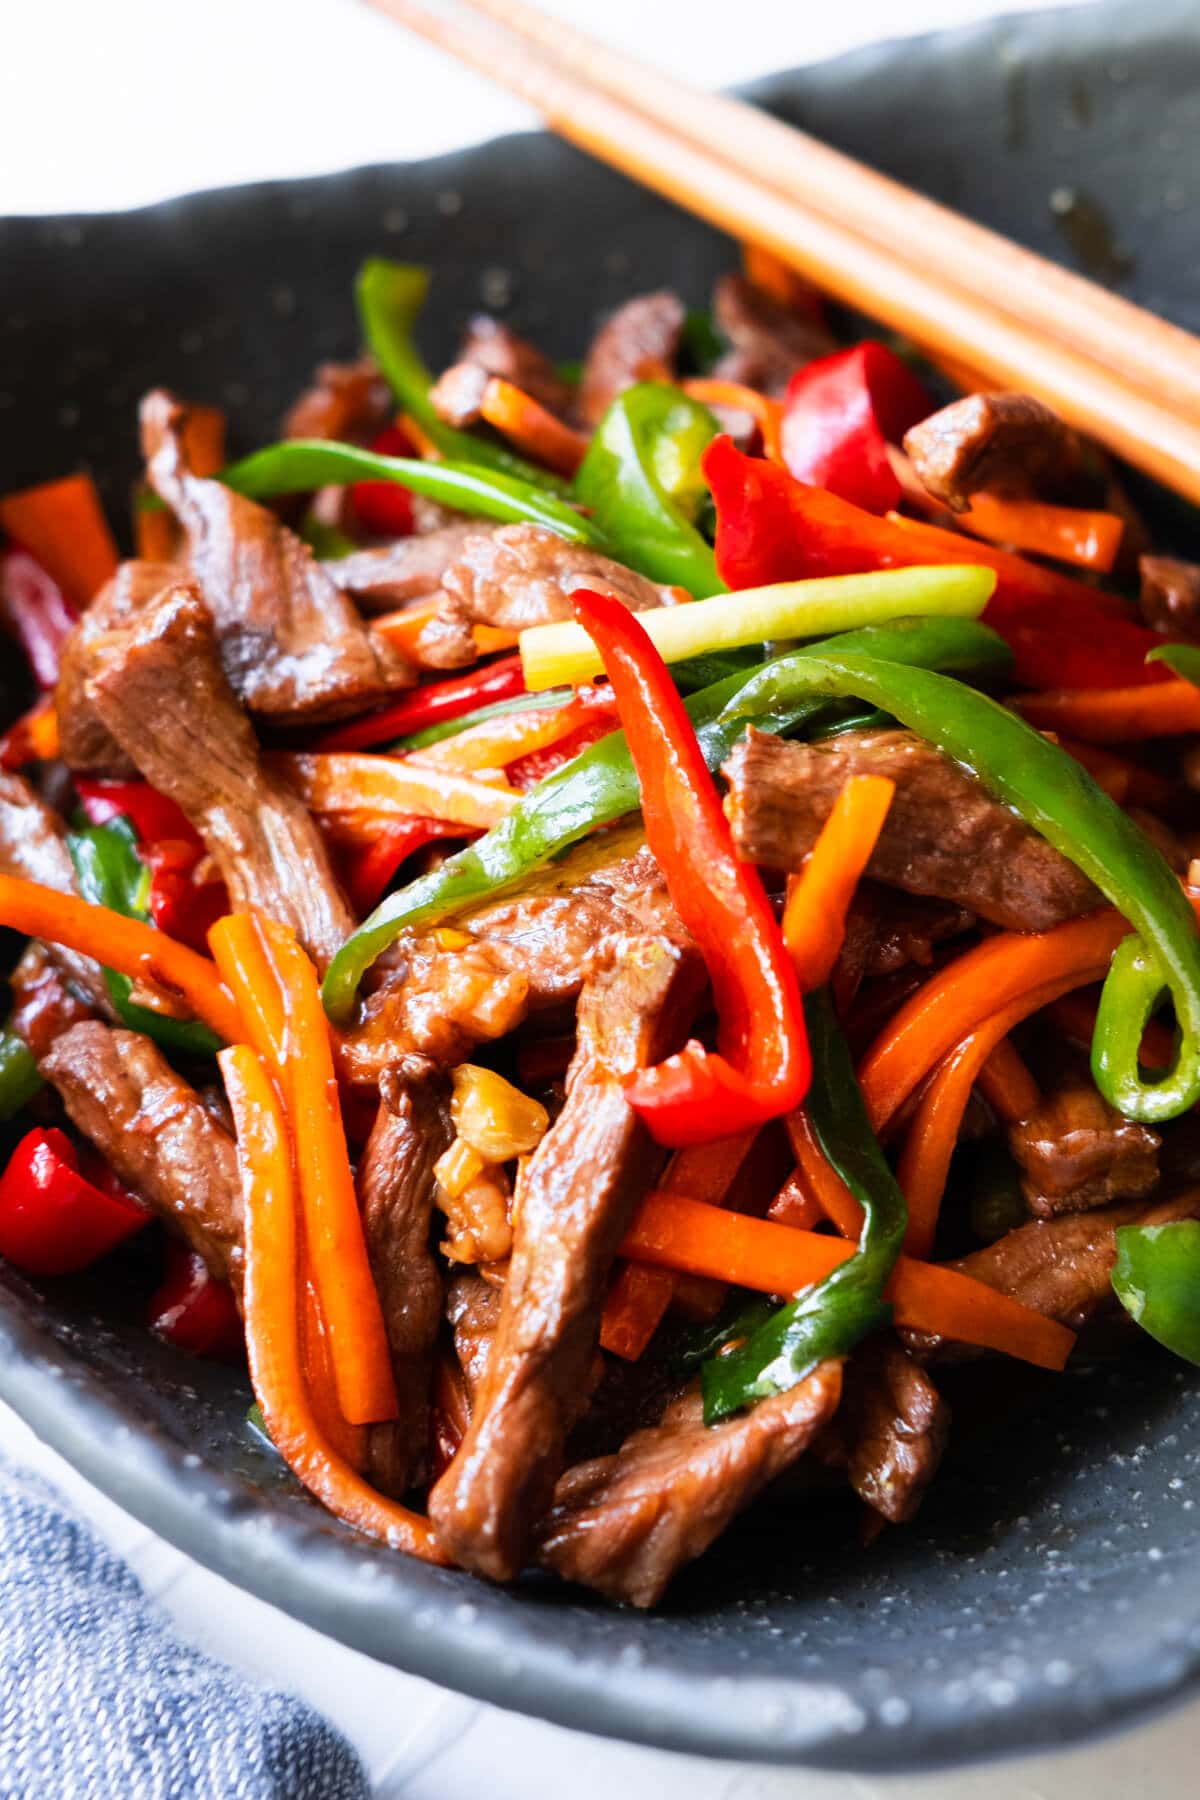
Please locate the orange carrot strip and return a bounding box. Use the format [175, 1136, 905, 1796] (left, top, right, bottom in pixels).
[1048, 989, 1177, 1071]
[765, 1168, 825, 1230]
[956, 492, 1125, 573]
[182, 405, 227, 478]
[134, 490, 178, 562]
[479, 377, 589, 477]
[857, 909, 1131, 1135]
[0, 473, 119, 608]
[410, 697, 605, 775]
[274, 752, 518, 830]
[1015, 682, 1200, 743]
[786, 1109, 863, 1239]
[975, 1035, 1040, 1126]
[0, 875, 241, 1041]
[782, 774, 895, 991]
[883, 510, 1132, 617]
[371, 602, 519, 660]
[619, 1192, 1074, 1371]
[472, 624, 521, 654]
[682, 378, 785, 462]
[0, 695, 59, 770]
[398, 413, 443, 460]
[301, 1276, 367, 1471]
[221, 1044, 443, 1559]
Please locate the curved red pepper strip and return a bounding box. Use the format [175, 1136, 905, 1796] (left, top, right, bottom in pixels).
[313, 655, 527, 754]
[780, 341, 930, 514]
[147, 1241, 243, 1360]
[0, 1127, 148, 1277]
[349, 423, 416, 537]
[571, 588, 810, 1148]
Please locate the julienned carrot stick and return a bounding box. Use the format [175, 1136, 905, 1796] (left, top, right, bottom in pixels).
[275, 751, 519, 830]
[301, 1276, 368, 1471]
[0, 874, 241, 1042]
[682, 378, 785, 462]
[372, 602, 520, 660]
[479, 377, 590, 476]
[210, 913, 398, 1426]
[782, 774, 894, 991]
[220, 1044, 443, 1560]
[956, 492, 1124, 573]
[619, 1192, 1075, 1370]
[0, 696, 59, 770]
[411, 695, 610, 775]
[1015, 682, 1200, 743]
[0, 473, 119, 607]
[765, 1169, 825, 1229]
[975, 1035, 1039, 1126]
[857, 909, 1131, 1134]
[786, 1109, 863, 1240]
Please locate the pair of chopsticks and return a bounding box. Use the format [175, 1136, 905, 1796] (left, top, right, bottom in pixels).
[366, 0, 1200, 508]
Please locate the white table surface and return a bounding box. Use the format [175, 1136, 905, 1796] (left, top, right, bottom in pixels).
[2, 0, 1197, 1794]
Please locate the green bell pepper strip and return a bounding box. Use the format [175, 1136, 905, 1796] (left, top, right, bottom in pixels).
[67, 819, 221, 1057]
[1147, 643, 1200, 686]
[355, 259, 570, 492]
[1112, 1220, 1200, 1365]
[701, 988, 907, 1423]
[717, 647, 1200, 1123]
[221, 441, 602, 547]
[574, 383, 725, 595]
[0, 1030, 41, 1120]
[321, 615, 1010, 1020]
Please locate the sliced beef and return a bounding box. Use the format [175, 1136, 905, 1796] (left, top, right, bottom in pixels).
[39, 1022, 243, 1287]
[902, 392, 1089, 513]
[711, 273, 836, 394]
[833, 883, 975, 1008]
[839, 1340, 949, 1524]
[56, 560, 176, 775]
[429, 932, 701, 1580]
[84, 584, 354, 972]
[536, 1362, 842, 1608]
[446, 1269, 503, 1406]
[8, 943, 95, 1059]
[323, 521, 489, 613]
[1139, 555, 1200, 640]
[140, 388, 411, 721]
[282, 356, 392, 443]
[578, 292, 685, 427]
[0, 770, 113, 1017]
[458, 314, 576, 419]
[723, 727, 1100, 932]
[359, 1056, 451, 1496]
[429, 362, 491, 429]
[1009, 1068, 1160, 1218]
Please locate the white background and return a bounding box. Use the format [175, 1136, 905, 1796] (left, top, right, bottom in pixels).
[2, 0, 1197, 1795]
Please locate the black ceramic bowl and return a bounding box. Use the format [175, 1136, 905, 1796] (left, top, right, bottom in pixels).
[3, 0, 1200, 1772]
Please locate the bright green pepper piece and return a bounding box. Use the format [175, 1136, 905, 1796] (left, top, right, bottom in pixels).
[574, 382, 724, 595]
[1146, 643, 1200, 685]
[0, 1030, 41, 1119]
[702, 989, 907, 1422]
[1112, 1220, 1200, 1364]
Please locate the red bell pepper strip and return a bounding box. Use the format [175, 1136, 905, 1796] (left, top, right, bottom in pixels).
[349, 423, 416, 538]
[571, 588, 810, 1147]
[342, 817, 476, 915]
[703, 435, 1169, 691]
[780, 342, 930, 514]
[75, 778, 227, 954]
[313, 654, 528, 753]
[0, 548, 78, 688]
[74, 778, 200, 847]
[0, 1127, 149, 1276]
[147, 1240, 243, 1360]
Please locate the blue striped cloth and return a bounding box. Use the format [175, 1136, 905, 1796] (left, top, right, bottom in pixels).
[0, 1455, 369, 1799]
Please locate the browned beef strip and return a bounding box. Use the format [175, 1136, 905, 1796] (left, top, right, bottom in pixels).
[902, 392, 1090, 512]
[1009, 1066, 1160, 1218]
[39, 1022, 243, 1288]
[711, 274, 836, 394]
[141, 388, 412, 721]
[359, 1056, 451, 1496]
[324, 522, 490, 613]
[834, 883, 976, 1007]
[56, 561, 176, 775]
[429, 933, 702, 1580]
[447, 1270, 503, 1407]
[411, 523, 678, 668]
[578, 292, 685, 427]
[0, 770, 113, 1017]
[282, 356, 392, 443]
[428, 363, 490, 429]
[8, 944, 95, 1059]
[458, 314, 576, 419]
[536, 1362, 842, 1608]
[839, 1340, 949, 1524]
[1139, 555, 1200, 639]
[723, 727, 1100, 932]
[84, 584, 354, 972]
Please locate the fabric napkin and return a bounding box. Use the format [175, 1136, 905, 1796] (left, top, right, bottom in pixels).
[0, 1454, 369, 1800]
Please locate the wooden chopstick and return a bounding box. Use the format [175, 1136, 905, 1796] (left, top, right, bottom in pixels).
[367, 0, 1200, 506]
[468, 0, 1200, 424]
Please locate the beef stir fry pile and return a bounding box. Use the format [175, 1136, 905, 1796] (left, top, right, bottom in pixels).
[4, 247, 1200, 1605]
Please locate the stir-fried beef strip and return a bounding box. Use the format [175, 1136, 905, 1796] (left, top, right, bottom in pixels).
[457, 314, 577, 420]
[429, 363, 491, 430]
[56, 560, 176, 776]
[577, 291, 686, 427]
[39, 1022, 244, 1288]
[358, 1055, 451, 1496]
[902, 392, 1090, 512]
[1009, 1064, 1161, 1219]
[710, 273, 836, 393]
[324, 521, 491, 613]
[141, 388, 412, 721]
[282, 356, 392, 443]
[0, 770, 114, 1018]
[446, 1270, 503, 1408]
[536, 1362, 843, 1608]
[429, 932, 703, 1581]
[724, 727, 1099, 932]
[837, 1339, 949, 1524]
[1138, 554, 1200, 639]
[7, 943, 95, 1059]
[833, 884, 976, 1009]
[84, 583, 354, 972]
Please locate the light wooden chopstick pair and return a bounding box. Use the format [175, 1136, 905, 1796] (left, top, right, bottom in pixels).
[365, 0, 1200, 506]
